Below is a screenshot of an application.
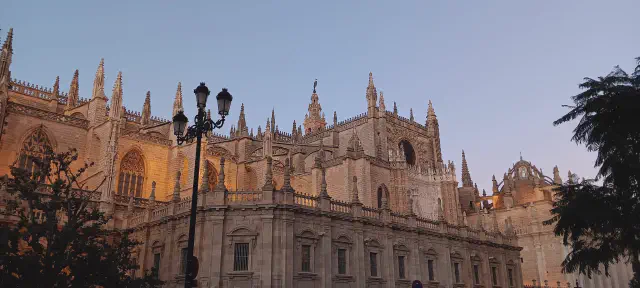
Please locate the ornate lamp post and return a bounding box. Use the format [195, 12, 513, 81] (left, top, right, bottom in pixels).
[172, 82, 232, 287]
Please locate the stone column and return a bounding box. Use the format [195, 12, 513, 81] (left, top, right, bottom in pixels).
[207, 216, 225, 288]
[353, 224, 365, 287]
[320, 222, 332, 288]
[260, 215, 274, 288]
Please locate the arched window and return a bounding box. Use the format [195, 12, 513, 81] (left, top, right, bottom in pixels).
[398, 140, 416, 166]
[18, 126, 53, 176]
[377, 185, 389, 209]
[206, 161, 218, 191]
[117, 150, 145, 197]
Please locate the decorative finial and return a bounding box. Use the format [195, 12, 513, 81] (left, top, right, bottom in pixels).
[215, 158, 227, 192]
[351, 176, 360, 203]
[319, 167, 329, 198]
[409, 108, 414, 122]
[173, 171, 182, 202]
[262, 156, 274, 191]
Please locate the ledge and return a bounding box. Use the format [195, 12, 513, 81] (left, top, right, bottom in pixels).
[226, 271, 253, 279]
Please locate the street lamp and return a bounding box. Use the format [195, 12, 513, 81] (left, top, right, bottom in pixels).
[173, 82, 232, 287]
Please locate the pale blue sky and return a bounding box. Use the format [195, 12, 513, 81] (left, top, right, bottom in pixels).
[2, 0, 638, 192]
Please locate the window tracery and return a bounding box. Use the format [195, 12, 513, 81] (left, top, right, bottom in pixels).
[117, 150, 145, 197]
[18, 126, 53, 176]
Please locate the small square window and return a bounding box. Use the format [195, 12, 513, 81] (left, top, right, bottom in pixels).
[398, 256, 405, 279]
[338, 249, 347, 275]
[301, 245, 311, 272]
[370, 252, 378, 277]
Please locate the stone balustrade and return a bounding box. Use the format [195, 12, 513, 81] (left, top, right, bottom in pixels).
[125, 187, 517, 247]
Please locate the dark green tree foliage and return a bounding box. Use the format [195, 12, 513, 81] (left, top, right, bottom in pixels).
[545, 57, 640, 287]
[0, 148, 162, 287]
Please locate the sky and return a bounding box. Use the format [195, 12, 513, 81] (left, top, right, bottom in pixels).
[2, 0, 639, 192]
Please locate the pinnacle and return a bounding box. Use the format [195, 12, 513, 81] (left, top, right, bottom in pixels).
[145, 91, 151, 101]
[3, 28, 13, 51]
[461, 149, 473, 187]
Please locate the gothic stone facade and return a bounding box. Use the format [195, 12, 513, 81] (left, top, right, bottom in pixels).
[0, 29, 524, 287]
[460, 155, 635, 288]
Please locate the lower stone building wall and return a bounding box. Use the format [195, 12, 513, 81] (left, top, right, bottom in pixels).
[131, 203, 523, 288]
[467, 201, 635, 288]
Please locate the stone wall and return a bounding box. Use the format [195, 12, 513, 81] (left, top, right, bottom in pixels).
[127, 187, 523, 288]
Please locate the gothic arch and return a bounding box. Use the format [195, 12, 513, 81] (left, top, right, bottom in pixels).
[376, 184, 390, 209]
[117, 148, 146, 197]
[17, 125, 54, 175]
[398, 139, 416, 166]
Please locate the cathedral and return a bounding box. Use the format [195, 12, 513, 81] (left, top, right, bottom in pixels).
[2, 28, 626, 288]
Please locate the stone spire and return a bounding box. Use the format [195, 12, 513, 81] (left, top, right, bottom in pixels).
[567, 170, 574, 184]
[379, 91, 386, 112]
[173, 82, 183, 116]
[200, 161, 209, 193]
[257, 125, 262, 140]
[409, 108, 414, 122]
[291, 120, 297, 141]
[66, 70, 79, 109]
[263, 119, 273, 156]
[492, 175, 499, 193]
[92, 58, 106, 99]
[393, 102, 398, 116]
[304, 80, 326, 134]
[333, 111, 337, 126]
[297, 125, 302, 137]
[250, 128, 254, 138]
[141, 91, 151, 125]
[108, 72, 123, 119]
[236, 103, 248, 137]
[553, 166, 562, 184]
[271, 108, 276, 132]
[51, 76, 60, 100]
[461, 150, 473, 187]
[215, 158, 227, 192]
[262, 156, 274, 191]
[366, 72, 378, 113]
[351, 176, 360, 203]
[0, 28, 14, 84]
[173, 171, 182, 202]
